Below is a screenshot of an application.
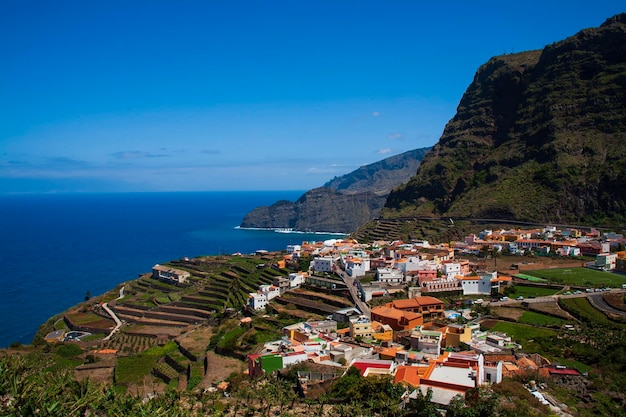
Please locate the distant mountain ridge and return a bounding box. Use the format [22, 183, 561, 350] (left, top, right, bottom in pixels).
[240, 147, 431, 233]
[383, 14, 626, 226]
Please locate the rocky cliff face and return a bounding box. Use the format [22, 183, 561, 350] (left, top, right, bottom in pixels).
[240, 148, 430, 233]
[384, 14, 626, 226]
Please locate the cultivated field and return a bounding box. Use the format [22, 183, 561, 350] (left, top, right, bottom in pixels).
[523, 268, 626, 287]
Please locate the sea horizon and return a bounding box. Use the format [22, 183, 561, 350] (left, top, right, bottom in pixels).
[0, 191, 345, 348]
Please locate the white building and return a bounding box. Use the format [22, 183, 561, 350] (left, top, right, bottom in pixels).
[288, 272, 306, 288]
[443, 262, 461, 279]
[556, 246, 581, 257]
[377, 268, 404, 285]
[259, 284, 281, 301]
[396, 257, 436, 275]
[152, 264, 191, 284]
[249, 292, 267, 310]
[596, 253, 617, 270]
[312, 256, 336, 273]
[346, 257, 368, 277]
[249, 284, 281, 310]
[457, 273, 492, 295]
[286, 244, 301, 255]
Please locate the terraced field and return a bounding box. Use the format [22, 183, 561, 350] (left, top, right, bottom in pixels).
[109, 254, 290, 334]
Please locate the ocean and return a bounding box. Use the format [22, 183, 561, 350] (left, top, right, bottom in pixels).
[0, 191, 344, 348]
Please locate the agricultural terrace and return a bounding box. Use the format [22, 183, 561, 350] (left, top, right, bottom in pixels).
[522, 268, 626, 287]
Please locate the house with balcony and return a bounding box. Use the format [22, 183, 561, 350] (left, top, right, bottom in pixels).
[385, 296, 445, 322]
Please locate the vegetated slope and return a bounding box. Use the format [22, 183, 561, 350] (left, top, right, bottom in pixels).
[240, 147, 431, 233]
[383, 14, 626, 226]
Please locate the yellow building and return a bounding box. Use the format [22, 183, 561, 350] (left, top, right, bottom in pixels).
[445, 324, 473, 348]
[349, 315, 373, 339]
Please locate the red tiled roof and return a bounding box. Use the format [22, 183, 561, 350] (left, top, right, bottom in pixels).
[351, 360, 393, 375]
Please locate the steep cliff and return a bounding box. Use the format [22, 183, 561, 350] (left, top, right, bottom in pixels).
[240, 148, 430, 233]
[383, 14, 626, 226]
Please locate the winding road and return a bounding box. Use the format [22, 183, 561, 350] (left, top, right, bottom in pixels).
[102, 286, 125, 341]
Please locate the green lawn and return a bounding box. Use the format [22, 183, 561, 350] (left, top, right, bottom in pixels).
[519, 310, 570, 326]
[523, 268, 626, 287]
[512, 286, 560, 297]
[514, 273, 548, 283]
[490, 321, 557, 351]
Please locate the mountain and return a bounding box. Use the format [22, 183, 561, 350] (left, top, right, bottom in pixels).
[383, 14, 626, 227]
[240, 147, 431, 233]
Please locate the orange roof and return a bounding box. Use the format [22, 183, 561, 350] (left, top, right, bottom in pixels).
[493, 275, 512, 282]
[517, 357, 538, 370]
[391, 296, 445, 309]
[372, 306, 422, 321]
[394, 365, 423, 387]
[380, 347, 399, 358]
[456, 275, 478, 281]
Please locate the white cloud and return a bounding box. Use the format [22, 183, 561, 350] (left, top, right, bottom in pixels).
[376, 148, 392, 155]
[387, 133, 403, 140]
[372, 111, 380, 117]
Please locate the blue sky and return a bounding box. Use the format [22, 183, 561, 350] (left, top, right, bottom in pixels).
[1, 1, 624, 193]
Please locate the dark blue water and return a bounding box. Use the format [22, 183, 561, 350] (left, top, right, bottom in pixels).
[0, 192, 343, 347]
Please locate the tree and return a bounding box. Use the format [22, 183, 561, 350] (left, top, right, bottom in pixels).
[403, 387, 440, 417]
[85, 291, 91, 301]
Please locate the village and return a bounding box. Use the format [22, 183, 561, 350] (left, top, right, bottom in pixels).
[232, 225, 626, 410]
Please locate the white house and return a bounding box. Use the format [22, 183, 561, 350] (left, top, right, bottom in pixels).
[396, 256, 435, 275]
[457, 273, 492, 295]
[259, 284, 281, 301]
[556, 246, 581, 257]
[443, 262, 461, 279]
[249, 292, 267, 310]
[286, 244, 301, 255]
[346, 257, 368, 277]
[288, 272, 306, 288]
[249, 284, 281, 310]
[377, 268, 404, 285]
[312, 256, 336, 273]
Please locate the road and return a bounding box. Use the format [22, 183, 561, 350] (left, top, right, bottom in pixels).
[335, 267, 371, 318]
[102, 286, 125, 341]
[490, 289, 626, 318]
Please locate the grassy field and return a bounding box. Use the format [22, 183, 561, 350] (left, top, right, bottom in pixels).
[523, 268, 626, 287]
[518, 310, 570, 326]
[489, 321, 557, 353]
[559, 297, 613, 325]
[115, 342, 179, 384]
[512, 286, 560, 297]
[514, 273, 548, 283]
